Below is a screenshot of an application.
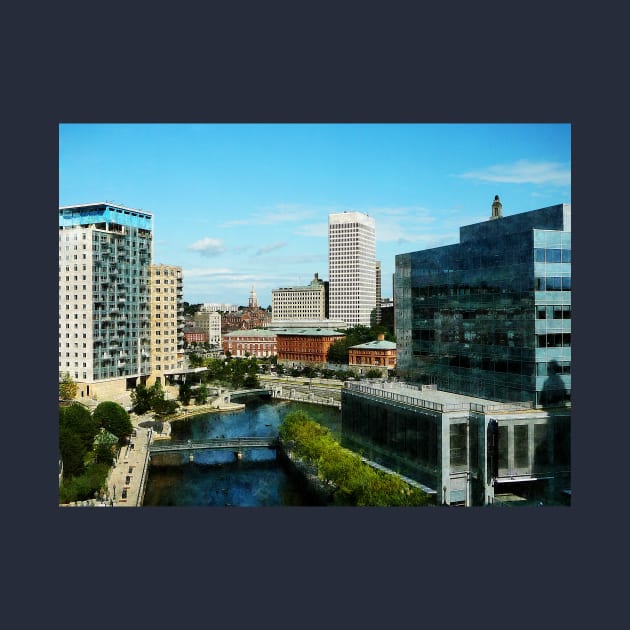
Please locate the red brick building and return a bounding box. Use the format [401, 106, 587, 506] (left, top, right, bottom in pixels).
[184, 329, 207, 344]
[348, 334, 397, 370]
[222, 329, 277, 358]
[276, 328, 345, 365]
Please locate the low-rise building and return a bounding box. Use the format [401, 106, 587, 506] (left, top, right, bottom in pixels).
[222, 328, 277, 358]
[342, 380, 570, 506]
[276, 328, 345, 365]
[348, 334, 396, 372]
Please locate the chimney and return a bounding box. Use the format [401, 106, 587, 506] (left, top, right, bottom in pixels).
[377, 333, 385, 341]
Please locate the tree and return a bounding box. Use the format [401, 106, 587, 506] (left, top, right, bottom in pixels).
[194, 384, 209, 405]
[326, 339, 348, 364]
[179, 381, 193, 405]
[59, 372, 78, 400]
[59, 425, 87, 478]
[59, 403, 98, 451]
[93, 402, 132, 444]
[130, 384, 153, 415]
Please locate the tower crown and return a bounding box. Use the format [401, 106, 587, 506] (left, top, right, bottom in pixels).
[490, 194, 503, 220]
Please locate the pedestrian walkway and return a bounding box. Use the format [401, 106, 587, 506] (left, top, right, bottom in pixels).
[105, 422, 153, 507]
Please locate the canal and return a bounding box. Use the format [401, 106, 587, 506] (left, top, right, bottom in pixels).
[142, 397, 341, 506]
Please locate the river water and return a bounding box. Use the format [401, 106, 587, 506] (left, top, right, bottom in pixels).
[142, 397, 341, 507]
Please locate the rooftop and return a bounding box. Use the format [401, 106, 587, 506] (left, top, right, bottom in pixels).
[345, 381, 534, 413]
[273, 328, 346, 337]
[223, 328, 277, 338]
[350, 340, 396, 350]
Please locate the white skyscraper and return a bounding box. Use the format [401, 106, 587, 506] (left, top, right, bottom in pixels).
[328, 211, 376, 327]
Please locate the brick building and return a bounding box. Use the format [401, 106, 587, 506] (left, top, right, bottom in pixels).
[276, 328, 345, 365]
[222, 329, 277, 358]
[348, 334, 397, 371]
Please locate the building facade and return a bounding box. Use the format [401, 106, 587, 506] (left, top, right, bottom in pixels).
[341, 198, 572, 506]
[184, 329, 207, 344]
[342, 381, 570, 506]
[222, 329, 277, 358]
[147, 264, 184, 386]
[271, 273, 328, 320]
[59, 203, 154, 400]
[328, 211, 376, 327]
[348, 334, 397, 372]
[395, 199, 571, 407]
[201, 303, 239, 313]
[276, 328, 346, 365]
[374, 261, 382, 324]
[192, 310, 222, 345]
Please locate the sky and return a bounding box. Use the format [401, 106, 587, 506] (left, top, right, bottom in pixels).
[59, 123, 571, 307]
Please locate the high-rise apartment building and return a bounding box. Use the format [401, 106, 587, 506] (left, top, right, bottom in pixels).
[59, 203, 154, 399]
[271, 273, 328, 321]
[147, 264, 185, 386]
[328, 211, 376, 327]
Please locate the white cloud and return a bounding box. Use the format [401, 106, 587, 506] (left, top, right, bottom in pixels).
[220, 204, 316, 227]
[459, 160, 571, 187]
[188, 237, 225, 257]
[255, 241, 287, 256]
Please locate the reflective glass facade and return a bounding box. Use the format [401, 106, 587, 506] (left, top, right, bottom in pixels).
[395, 204, 571, 407]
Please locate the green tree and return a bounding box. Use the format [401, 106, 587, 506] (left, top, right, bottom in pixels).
[194, 384, 209, 405]
[188, 352, 205, 368]
[130, 384, 152, 415]
[59, 403, 99, 451]
[179, 381, 193, 405]
[93, 441, 116, 465]
[93, 402, 132, 444]
[365, 369, 383, 379]
[59, 425, 87, 478]
[59, 372, 79, 400]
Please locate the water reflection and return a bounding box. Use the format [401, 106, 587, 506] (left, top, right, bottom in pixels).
[142, 398, 340, 507]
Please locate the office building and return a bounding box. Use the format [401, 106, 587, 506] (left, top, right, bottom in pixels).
[59, 203, 154, 400]
[374, 261, 382, 324]
[328, 211, 376, 327]
[341, 198, 571, 505]
[394, 198, 571, 407]
[271, 273, 328, 321]
[192, 310, 222, 345]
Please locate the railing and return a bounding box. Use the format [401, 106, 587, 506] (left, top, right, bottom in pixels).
[345, 382, 532, 413]
[150, 437, 277, 454]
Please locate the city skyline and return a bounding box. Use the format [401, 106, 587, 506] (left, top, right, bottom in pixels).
[59, 123, 571, 306]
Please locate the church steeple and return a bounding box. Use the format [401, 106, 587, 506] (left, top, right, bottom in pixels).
[490, 194, 503, 220]
[248, 285, 258, 309]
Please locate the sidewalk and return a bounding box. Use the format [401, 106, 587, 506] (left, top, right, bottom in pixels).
[105, 421, 153, 507]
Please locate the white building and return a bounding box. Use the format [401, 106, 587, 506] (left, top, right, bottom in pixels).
[328, 211, 376, 327]
[59, 202, 154, 400]
[201, 303, 239, 312]
[271, 273, 327, 321]
[192, 310, 222, 345]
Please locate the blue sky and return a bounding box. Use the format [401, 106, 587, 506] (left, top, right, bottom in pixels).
[59, 123, 571, 307]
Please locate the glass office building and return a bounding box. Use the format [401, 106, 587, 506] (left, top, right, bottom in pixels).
[395, 200, 571, 407]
